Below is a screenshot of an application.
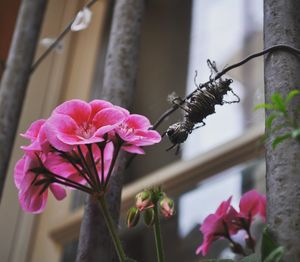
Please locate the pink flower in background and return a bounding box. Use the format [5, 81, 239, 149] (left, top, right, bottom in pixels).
[14, 155, 66, 213]
[45, 99, 125, 151]
[196, 190, 267, 257]
[116, 114, 161, 154]
[196, 197, 238, 256]
[238, 189, 266, 222]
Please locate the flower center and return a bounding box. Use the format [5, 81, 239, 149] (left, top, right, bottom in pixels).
[77, 122, 96, 139]
[119, 123, 135, 137]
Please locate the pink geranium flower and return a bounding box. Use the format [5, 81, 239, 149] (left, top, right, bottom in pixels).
[196, 190, 267, 257]
[116, 114, 161, 154]
[45, 99, 125, 151]
[196, 197, 238, 256]
[14, 155, 66, 213]
[15, 98, 162, 215]
[234, 189, 266, 227]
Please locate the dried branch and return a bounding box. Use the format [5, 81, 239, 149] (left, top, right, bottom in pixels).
[152, 44, 300, 130]
[30, 0, 98, 73]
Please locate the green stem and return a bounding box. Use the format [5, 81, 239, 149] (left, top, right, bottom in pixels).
[98, 195, 126, 262]
[153, 204, 165, 262]
[104, 142, 122, 189]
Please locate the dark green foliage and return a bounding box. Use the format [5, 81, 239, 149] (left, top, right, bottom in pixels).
[255, 89, 300, 149]
[261, 227, 284, 262]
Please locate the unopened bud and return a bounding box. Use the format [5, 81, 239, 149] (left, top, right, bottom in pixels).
[127, 207, 140, 228]
[135, 190, 154, 211]
[143, 208, 155, 227]
[159, 197, 175, 218]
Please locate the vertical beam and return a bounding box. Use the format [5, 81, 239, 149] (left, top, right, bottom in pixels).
[264, 0, 300, 260]
[76, 0, 145, 261]
[0, 0, 48, 201]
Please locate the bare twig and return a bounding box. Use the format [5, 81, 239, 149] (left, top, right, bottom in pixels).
[30, 0, 98, 73]
[152, 44, 300, 130]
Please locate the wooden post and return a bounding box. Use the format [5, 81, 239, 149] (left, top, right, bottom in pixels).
[76, 0, 145, 261]
[0, 0, 48, 202]
[264, 0, 300, 260]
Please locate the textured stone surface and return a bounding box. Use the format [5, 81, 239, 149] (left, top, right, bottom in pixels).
[264, 1, 300, 260]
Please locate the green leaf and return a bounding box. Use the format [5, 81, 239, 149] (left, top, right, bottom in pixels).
[271, 93, 286, 113]
[291, 128, 300, 139]
[285, 89, 300, 104]
[240, 254, 260, 262]
[272, 133, 291, 149]
[263, 246, 284, 262]
[261, 227, 278, 261]
[265, 114, 278, 129]
[254, 103, 275, 110]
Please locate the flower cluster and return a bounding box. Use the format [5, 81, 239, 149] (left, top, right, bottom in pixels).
[15, 99, 161, 213]
[127, 188, 175, 228]
[196, 190, 266, 256]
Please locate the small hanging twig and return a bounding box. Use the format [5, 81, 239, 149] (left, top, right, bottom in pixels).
[30, 0, 98, 73]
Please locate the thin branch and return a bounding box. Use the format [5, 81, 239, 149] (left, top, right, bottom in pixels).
[30, 0, 98, 73]
[152, 44, 300, 130]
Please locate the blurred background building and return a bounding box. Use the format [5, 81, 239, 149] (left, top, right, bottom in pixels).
[0, 0, 265, 261]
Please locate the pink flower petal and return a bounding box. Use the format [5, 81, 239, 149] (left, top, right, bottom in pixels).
[89, 100, 113, 119]
[45, 153, 75, 177]
[45, 114, 77, 151]
[93, 108, 125, 129]
[14, 157, 25, 189]
[21, 119, 46, 141]
[19, 184, 48, 214]
[125, 114, 151, 129]
[114, 106, 130, 116]
[50, 184, 66, 200]
[128, 130, 161, 146]
[21, 140, 41, 154]
[53, 99, 91, 126]
[122, 145, 145, 154]
[216, 196, 232, 216]
[239, 189, 265, 220]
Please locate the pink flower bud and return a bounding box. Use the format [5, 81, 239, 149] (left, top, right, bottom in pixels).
[159, 197, 175, 218]
[135, 190, 154, 211]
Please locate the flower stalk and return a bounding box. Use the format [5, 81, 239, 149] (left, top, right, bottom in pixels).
[98, 195, 127, 262]
[153, 204, 165, 262]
